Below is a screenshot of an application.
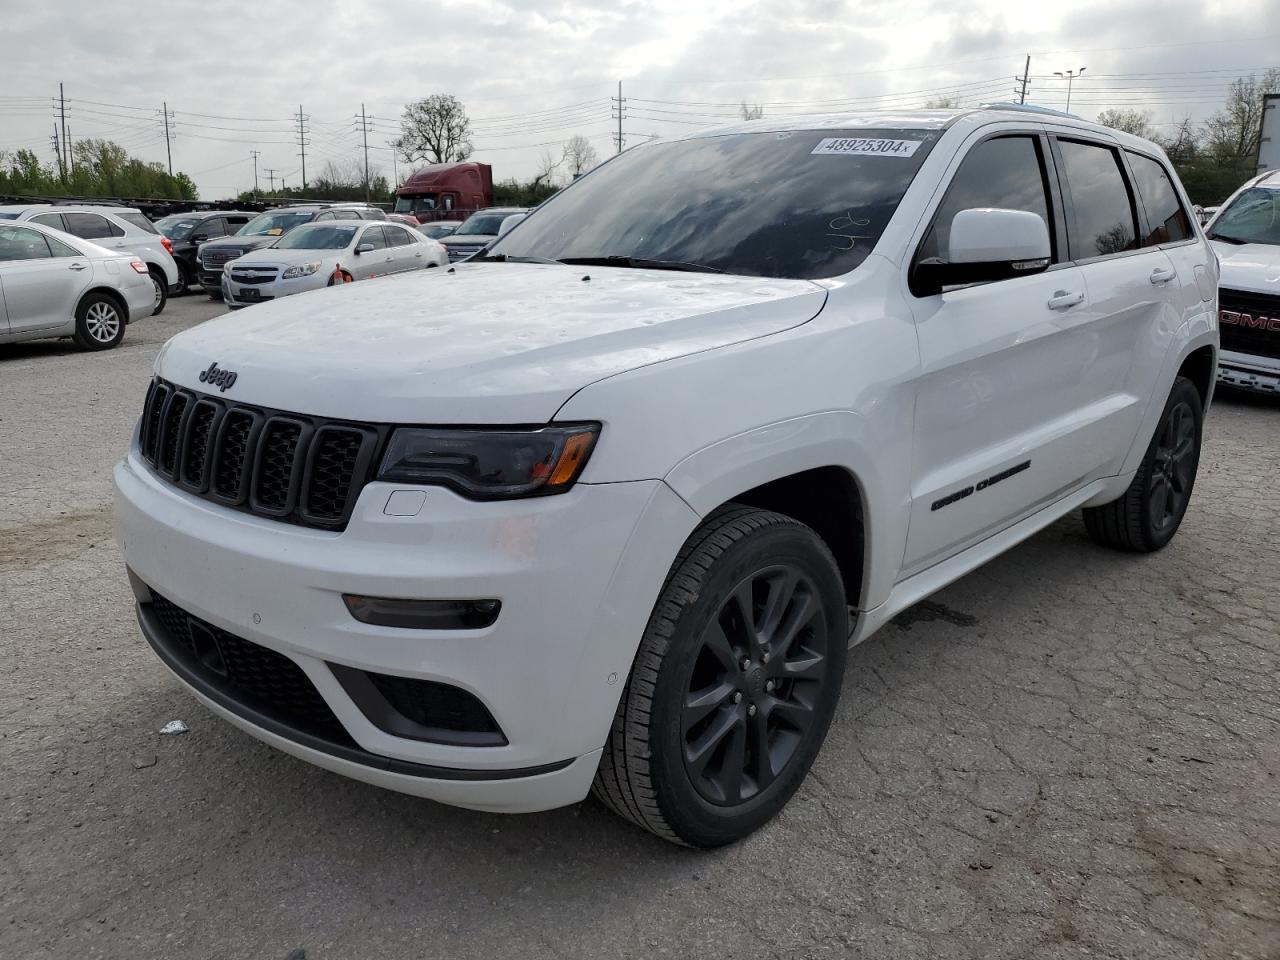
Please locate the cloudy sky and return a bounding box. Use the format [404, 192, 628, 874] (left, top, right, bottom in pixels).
[1, 0, 1277, 199]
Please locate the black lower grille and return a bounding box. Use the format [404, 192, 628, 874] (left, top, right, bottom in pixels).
[140, 379, 382, 530]
[146, 594, 351, 743]
[1220, 289, 1280, 361]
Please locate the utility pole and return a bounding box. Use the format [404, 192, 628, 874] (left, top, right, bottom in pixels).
[51, 124, 65, 181]
[65, 126, 73, 178]
[611, 81, 626, 154]
[294, 105, 310, 192]
[58, 82, 69, 182]
[162, 101, 174, 175]
[387, 142, 399, 189]
[265, 167, 278, 193]
[249, 150, 261, 194]
[1054, 66, 1086, 113]
[1016, 55, 1031, 104]
[357, 104, 372, 203]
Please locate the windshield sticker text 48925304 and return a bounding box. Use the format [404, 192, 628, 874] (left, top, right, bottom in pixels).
[811, 137, 922, 157]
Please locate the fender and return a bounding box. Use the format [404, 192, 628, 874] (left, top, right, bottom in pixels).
[1115, 316, 1217, 481]
[662, 409, 907, 614]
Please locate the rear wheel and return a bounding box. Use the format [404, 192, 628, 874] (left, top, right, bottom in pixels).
[72, 293, 125, 351]
[1083, 376, 1203, 552]
[593, 507, 848, 847]
[147, 267, 168, 316]
[174, 260, 191, 295]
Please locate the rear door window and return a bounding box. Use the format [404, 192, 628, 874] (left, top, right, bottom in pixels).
[385, 226, 414, 247]
[199, 218, 227, 239]
[1126, 152, 1193, 245]
[63, 212, 123, 240]
[1056, 140, 1138, 260]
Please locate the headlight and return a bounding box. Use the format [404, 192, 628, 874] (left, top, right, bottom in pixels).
[282, 262, 321, 279]
[378, 424, 600, 500]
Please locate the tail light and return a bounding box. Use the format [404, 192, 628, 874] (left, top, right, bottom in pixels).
[161, 236, 174, 254]
[130, 259, 148, 274]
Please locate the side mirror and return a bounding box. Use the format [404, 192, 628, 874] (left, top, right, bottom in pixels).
[355, 243, 374, 255]
[496, 213, 527, 239]
[914, 208, 1051, 295]
[191, 232, 209, 243]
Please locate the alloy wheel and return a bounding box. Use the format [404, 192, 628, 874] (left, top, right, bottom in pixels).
[1148, 400, 1196, 533]
[681, 564, 829, 805]
[85, 301, 121, 343]
[152, 275, 164, 308]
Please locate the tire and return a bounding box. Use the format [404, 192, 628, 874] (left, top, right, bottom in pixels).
[147, 267, 168, 316]
[71, 293, 126, 351]
[174, 260, 191, 295]
[207, 288, 224, 301]
[1082, 376, 1203, 552]
[593, 506, 848, 847]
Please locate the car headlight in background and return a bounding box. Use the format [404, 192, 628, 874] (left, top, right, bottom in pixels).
[378, 424, 600, 499]
[282, 262, 321, 279]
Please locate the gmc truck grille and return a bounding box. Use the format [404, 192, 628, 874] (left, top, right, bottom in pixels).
[1219, 288, 1280, 361]
[445, 242, 485, 262]
[139, 378, 384, 530]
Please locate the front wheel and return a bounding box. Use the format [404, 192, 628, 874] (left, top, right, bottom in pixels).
[1082, 376, 1203, 552]
[593, 507, 848, 847]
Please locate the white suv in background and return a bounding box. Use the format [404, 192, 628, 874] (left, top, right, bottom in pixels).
[114, 106, 1217, 847]
[1203, 171, 1280, 394]
[0, 204, 179, 315]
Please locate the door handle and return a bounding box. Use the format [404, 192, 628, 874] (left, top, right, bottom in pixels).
[1149, 267, 1176, 285]
[1047, 290, 1084, 310]
[68, 262, 88, 271]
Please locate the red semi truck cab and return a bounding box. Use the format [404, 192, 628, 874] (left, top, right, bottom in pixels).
[393, 162, 494, 223]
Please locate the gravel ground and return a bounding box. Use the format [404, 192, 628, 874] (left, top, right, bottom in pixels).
[1, 295, 1277, 960]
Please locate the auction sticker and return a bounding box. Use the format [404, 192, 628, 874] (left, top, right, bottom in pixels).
[812, 137, 922, 157]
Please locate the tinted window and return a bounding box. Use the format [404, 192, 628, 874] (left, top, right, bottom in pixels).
[385, 226, 414, 247]
[45, 234, 81, 258]
[360, 226, 388, 250]
[1126, 153, 1192, 245]
[0, 225, 53, 261]
[493, 127, 941, 279]
[30, 213, 64, 229]
[63, 212, 121, 240]
[918, 136, 1052, 264]
[363, 208, 387, 220]
[225, 216, 251, 230]
[1057, 140, 1138, 259]
[119, 212, 157, 233]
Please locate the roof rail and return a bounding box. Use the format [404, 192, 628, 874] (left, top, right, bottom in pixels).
[979, 101, 1082, 120]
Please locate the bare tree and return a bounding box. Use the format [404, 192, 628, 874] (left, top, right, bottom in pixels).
[923, 96, 962, 109]
[531, 147, 564, 189]
[1096, 108, 1154, 138]
[740, 101, 765, 120]
[563, 135, 599, 177]
[1158, 117, 1200, 165]
[395, 94, 473, 165]
[1204, 69, 1280, 162]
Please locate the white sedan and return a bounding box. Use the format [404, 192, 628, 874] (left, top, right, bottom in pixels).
[0, 220, 156, 350]
[223, 220, 448, 309]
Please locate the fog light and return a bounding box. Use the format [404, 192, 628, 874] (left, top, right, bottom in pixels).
[342, 595, 501, 630]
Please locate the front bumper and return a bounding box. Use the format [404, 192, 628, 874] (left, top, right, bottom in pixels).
[1218, 349, 1280, 395]
[223, 271, 327, 310]
[113, 450, 698, 811]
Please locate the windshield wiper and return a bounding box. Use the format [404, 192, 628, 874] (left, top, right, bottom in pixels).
[1208, 233, 1248, 245]
[557, 256, 725, 274]
[471, 252, 561, 265]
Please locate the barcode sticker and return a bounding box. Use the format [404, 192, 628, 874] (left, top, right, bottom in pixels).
[811, 137, 922, 157]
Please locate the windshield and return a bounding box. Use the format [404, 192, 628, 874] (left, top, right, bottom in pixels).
[157, 217, 198, 240]
[419, 222, 456, 239]
[1209, 187, 1280, 246]
[237, 211, 315, 237]
[455, 212, 517, 237]
[273, 224, 358, 250]
[490, 128, 939, 278]
[395, 195, 438, 214]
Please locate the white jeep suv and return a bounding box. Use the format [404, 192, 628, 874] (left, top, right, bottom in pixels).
[114, 106, 1218, 846]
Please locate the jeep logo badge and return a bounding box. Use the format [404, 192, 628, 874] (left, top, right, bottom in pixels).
[198, 362, 238, 392]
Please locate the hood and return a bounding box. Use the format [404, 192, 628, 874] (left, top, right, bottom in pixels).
[156, 262, 826, 423]
[199, 235, 281, 255]
[232, 246, 336, 267]
[1210, 239, 1280, 296]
